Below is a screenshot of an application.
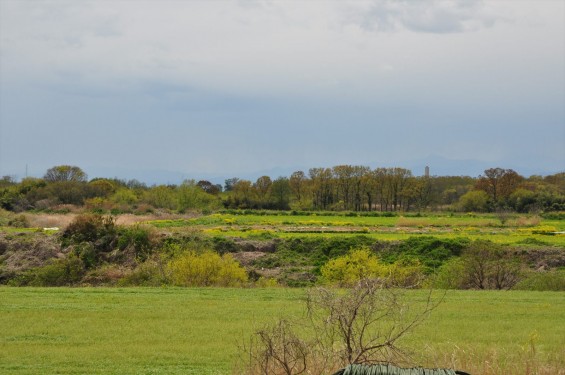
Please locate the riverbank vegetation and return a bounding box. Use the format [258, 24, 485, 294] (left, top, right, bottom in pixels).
[1, 165, 563, 214]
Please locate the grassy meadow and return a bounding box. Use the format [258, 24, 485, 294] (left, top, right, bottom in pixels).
[1, 287, 564, 375]
[146, 212, 565, 246]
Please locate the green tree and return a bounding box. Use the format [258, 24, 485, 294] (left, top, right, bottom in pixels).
[270, 177, 291, 210]
[254, 176, 272, 206]
[197, 180, 221, 195]
[476, 168, 523, 208]
[178, 180, 221, 212]
[88, 179, 116, 198]
[44, 165, 87, 183]
[309, 168, 334, 210]
[224, 177, 240, 192]
[143, 185, 177, 210]
[111, 188, 139, 205]
[458, 190, 489, 212]
[289, 171, 307, 203]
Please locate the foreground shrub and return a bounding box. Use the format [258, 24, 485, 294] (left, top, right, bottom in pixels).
[168, 250, 248, 287]
[419, 341, 564, 375]
[240, 280, 442, 374]
[241, 319, 312, 375]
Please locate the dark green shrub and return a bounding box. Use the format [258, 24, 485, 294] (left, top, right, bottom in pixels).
[117, 225, 158, 261]
[12, 255, 85, 286]
[378, 236, 470, 271]
[72, 242, 97, 268]
[517, 238, 550, 246]
[211, 236, 238, 254]
[540, 212, 565, 220]
[118, 259, 168, 286]
[62, 214, 117, 250]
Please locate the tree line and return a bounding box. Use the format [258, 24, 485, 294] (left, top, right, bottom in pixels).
[0, 164, 563, 213]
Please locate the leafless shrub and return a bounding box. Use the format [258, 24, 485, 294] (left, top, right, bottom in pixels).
[239, 319, 312, 375]
[240, 279, 442, 374]
[307, 279, 441, 366]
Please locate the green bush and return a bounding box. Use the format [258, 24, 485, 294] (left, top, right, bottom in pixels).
[11, 255, 85, 286]
[514, 269, 565, 291]
[321, 248, 386, 285]
[429, 258, 466, 289]
[117, 225, 158, 261]
[320, 248, 425, 287]
[540, 212, 565, 220]
[168, 250, 248, 287]
[8, 214, 29, 228]
[72, 242, 98, 269]
[118, 259, 168, 286]
[0, 209, 29, 227]
[378, 236, 469, 271]
[62, 214, 117, 250]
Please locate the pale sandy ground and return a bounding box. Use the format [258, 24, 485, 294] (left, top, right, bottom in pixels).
[24, 213, 190, 229]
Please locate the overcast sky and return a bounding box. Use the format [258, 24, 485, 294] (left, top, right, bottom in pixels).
[0, 0, 563, 183]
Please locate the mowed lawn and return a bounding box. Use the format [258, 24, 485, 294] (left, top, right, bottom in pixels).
[1, 287, 564, 375]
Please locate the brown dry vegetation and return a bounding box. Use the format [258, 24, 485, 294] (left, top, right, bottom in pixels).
[23, 212, 193, 229]
[420, 345, 565, 375]
[0, 231, 62, 281]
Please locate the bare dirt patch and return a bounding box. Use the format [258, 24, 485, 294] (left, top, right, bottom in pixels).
[232, 251, 267, 266]
[24, 213, 77, 229]
[22, 212, 196, 230]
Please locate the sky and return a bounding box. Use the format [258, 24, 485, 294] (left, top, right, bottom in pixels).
[0, 0, 564, 184]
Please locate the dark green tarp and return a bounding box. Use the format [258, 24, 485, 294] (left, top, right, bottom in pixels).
[334, 364, 462, 375]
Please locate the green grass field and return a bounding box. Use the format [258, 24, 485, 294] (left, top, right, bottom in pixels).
[1, 287, 564, 374]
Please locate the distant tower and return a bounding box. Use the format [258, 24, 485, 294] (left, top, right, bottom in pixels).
[424, 166, 430, 178]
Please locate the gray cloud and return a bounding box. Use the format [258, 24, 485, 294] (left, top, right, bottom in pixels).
[351, 0, 499, 33]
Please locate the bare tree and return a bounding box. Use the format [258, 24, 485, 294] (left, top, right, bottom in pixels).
[241, 320, 310, 375]
[306, 279, 441, 366]
[241, 280, 442, 375]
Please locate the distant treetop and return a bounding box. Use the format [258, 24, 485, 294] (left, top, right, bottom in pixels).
[44, 165, 87, 183]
